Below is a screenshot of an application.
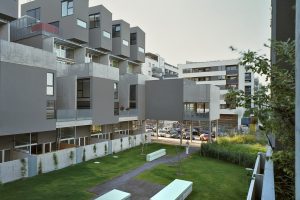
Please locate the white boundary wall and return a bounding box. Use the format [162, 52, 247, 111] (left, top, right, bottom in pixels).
[82, 141, 109, 161]
[0, 158, 28, 183]
[37, 148, 76, 174]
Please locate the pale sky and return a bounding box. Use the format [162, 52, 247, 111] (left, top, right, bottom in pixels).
[90, 0, 271, 66]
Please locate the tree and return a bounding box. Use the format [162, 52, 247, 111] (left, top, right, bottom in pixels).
[226, 40, 295, 199]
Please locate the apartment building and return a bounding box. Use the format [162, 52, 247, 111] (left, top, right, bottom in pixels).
[0, 0, 220, 167]
[0, 0, 151, 162]
[141, 52, 179, 78]
[179, 59, 255, 131]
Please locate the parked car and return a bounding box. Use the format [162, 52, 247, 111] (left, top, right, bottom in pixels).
[183, 132, 195, 140]
[170, 130, 180, 138]
[199, 133, 209, 141]
[158, 130, 167, 137]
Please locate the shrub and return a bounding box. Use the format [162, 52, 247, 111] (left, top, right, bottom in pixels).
[38, 160, 42, 174]
[20, 159, 27, 177]
[200, 142, 265, 168]
[82, 148, 86, 162]
[217, 135, 265, 145]
[69, 151, 74, 161]
[53, 153, 58, 169]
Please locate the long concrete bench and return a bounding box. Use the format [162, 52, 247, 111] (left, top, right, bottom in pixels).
[150, 179, 193, 200]
[95, 189, 131, 200]
[146, 149, 166, 161]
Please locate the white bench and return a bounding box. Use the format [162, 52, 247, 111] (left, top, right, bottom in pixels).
[150, 179, 193, 200]
[95, 189, 131, 200]
[146, 149, 166, 161]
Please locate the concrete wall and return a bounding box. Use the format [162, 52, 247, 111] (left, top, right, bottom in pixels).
[89, 5, 112, 52]
[0, 61, 56, 135]
[183, 80, 210, 102]
[145, 79, 184, 121]
[209, 85, 221, 121]
[112, 20, 130, 58]
[92, 77, 119, 125]
[37, 148, 76, 174]
[76, 141, 108, 163]
[0, 23, 10, 41]
[21, 0, 89, 43]
[130, 27, 145, 63]
[57, 76, 77, 110]
[0, 0, 18, 20]
[0, 158, 28, 183]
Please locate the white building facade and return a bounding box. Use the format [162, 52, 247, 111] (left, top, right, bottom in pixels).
[179, 59, 255, 132]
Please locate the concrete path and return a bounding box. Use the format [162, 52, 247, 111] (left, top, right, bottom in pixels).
[88, 147, 199, 200]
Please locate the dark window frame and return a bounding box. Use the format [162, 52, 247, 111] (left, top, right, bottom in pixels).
[89, 13, 100, 29]
[47, 100, 56, 119]
[61, 0, 74, 17]
[130, 32, 137, 45]
[26, 7, 41, 20]
[112, 24, 121, 38]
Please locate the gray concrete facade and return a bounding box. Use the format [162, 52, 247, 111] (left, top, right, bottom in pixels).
[89, 5, 112, 52]
[21, 0, 89, 43]
[0, 0, 18, 21]
[112, 20, 130, 58]
[130, 27, 145, 63]
[145, 79, 220, 121]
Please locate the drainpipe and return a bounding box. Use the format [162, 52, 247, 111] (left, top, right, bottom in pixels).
[295, 0, 300, 198]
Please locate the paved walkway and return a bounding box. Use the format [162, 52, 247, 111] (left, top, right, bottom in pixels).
[88, 147, 199, 200]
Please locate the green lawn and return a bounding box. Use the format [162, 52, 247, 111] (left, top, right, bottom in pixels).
[0, 143, 183, 200]
[136, 155, 249, 200]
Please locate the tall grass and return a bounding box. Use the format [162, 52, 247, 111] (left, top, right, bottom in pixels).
[200, 135, 266, 168]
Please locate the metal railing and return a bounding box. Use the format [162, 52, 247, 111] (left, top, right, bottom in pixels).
[119, 109, 138, 117]
[184, 111, 209, 120]
[246, 146, 275, 200]
[10, 15, 59, 42]
[57, 109, 92, 122]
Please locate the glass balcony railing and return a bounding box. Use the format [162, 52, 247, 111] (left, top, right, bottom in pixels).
[119, 109, 138, 117]
[57, 109, 92, 122]
[184, 111, 209, 120]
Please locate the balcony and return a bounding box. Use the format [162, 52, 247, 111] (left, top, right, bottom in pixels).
[226, 79, 238, 85]
[57, 109, 92, 122]
[184, 111, 209, 120]
[226, 69, 238, 75]
[10, 16, 59, 42]
[119, 109, 138, 122]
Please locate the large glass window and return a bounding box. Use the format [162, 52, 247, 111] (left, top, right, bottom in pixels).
[114, 82, 118, 100]
[129, 85, 137, 109]
[77, 19, 87, 28]
[226, 65, 238, 71]
[47, 73, 54, 96]
[77, 79, 90, 109]
[89, 13, 100, 29]
[112, 24, 121, 38]
[26, 7, 40, 20]
[49, 21, 59, 28]
[245, 72, 252, 82]
[130, 32, 137, 45]
[138, 47, 145, 53]
[114, 102, 119, 116]
[122, 40, 129, 46]
[47, 100, 56, 119]
[103, 31, 111, 39]
[61, 0, 73, 17]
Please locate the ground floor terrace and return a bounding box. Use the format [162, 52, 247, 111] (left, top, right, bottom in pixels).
[0, 120, 145, 163]
[0, 143, 248, 200]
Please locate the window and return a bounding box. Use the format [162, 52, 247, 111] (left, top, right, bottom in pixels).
[245, 73, 252, 82]
[138, 47, 145, 53]
[245, 86, 251, 96]
[226, 65, 238, 71]
[26, 7, 40, 20]
[89, 13, 100, 28]
[103, 31, 111, 39]
[114, 102, 119, 116]
[114, 82, 118, 100]
[47, 100, 56, 119]
[112, 24, 121, 38]
[47, 73, 54, 96]
[77, 19, 87, 28]
[129, 85, 137, 109]
[130, 33, 137, 45]
[122, 40, 129, 46]
[62, 0, 73, 17]
[77, 79, 90, 98]
[49, 21, 59, 28]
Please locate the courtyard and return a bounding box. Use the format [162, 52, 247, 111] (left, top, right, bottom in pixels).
[0, 143, 250, 200]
